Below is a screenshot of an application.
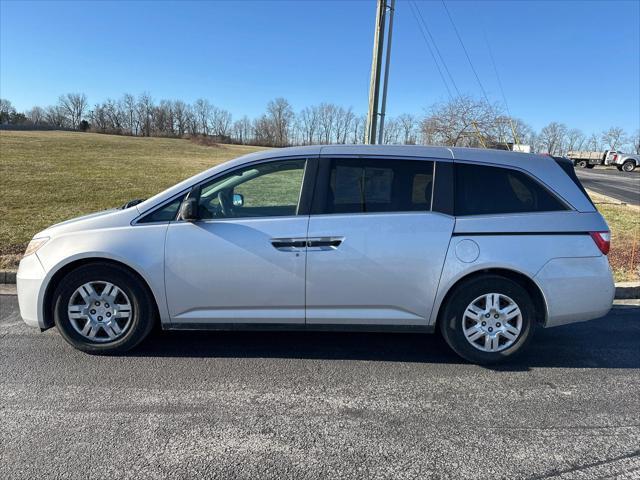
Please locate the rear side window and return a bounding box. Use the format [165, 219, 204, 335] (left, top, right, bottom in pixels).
[454, 163, 567, 216]
[323, 158, 434, 214]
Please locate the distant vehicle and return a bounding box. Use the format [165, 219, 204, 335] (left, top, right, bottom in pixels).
[17, 146, 614, 364]
[567, 150, 639, 172]
[512, 144, 532, 153]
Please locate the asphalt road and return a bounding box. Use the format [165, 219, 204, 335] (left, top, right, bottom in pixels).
[1, 294, 639, 480]
[575, 167, 640, 205]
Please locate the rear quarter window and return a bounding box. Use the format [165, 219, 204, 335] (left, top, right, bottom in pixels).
[454, 163, 567, 216]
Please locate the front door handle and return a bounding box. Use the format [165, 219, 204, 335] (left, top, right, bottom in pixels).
[306, 236, 344, 250]
[271, 238, 306, 252]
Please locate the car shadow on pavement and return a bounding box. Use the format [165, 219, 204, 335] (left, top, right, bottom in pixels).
[132, 305, 640, 370]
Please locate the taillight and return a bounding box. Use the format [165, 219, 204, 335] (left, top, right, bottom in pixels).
[612, 154, 618, 162]
[590, 231, 610, 255]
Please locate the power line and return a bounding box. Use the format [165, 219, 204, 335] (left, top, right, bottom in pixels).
[407, 1, 454, 99]
[441, 0, 491, 105]
[484, 31, 521, 145]
[484, 32, 511, 117]
[411, 1, 461, 97]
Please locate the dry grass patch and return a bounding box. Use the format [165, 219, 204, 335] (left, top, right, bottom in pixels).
[595, 203, 640, 282]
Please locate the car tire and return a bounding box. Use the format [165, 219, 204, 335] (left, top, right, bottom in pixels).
[577, 160, 588, 168]
[585, 164, 595, 169]
[439, 275, 536, 365]
[622, 160, 636, 172]
[53, 263, 156, 354]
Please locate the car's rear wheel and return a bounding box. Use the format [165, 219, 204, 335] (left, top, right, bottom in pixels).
[53, 263, 156, 354]
[622, 160, 636, 172]
[439, 275, 536, 364]
[576, 160, 588, 168]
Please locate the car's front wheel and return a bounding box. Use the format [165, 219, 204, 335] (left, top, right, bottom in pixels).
[439, 275, 536, 364]
[53, 263, 156, 354]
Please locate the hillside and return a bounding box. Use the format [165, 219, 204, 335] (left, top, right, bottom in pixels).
[0, 130, 264, 265]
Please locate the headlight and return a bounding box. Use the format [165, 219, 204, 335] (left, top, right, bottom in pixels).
[24, 237, 50, 256]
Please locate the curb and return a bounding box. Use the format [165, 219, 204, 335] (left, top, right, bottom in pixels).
[1, 269, 638, 299]
[0, 271, 16, 284]
[586, 188, 640, 210]
[614, 282, 640, 300]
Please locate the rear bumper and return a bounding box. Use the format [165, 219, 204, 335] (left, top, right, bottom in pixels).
[16, 254, 47, 329]
[535, 256, 614, 328]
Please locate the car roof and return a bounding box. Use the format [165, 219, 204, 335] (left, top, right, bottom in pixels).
[136, 144, 594, 214]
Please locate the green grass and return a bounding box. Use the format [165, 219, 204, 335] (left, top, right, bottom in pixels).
[0, 130, 264, 266]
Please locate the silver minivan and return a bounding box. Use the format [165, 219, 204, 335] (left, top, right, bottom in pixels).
[17, 145, 615, 364]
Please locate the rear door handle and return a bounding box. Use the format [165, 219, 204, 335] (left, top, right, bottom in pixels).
[306, 236, 344, 250]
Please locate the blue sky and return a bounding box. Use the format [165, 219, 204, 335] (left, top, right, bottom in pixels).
[1, 0, 638, 134]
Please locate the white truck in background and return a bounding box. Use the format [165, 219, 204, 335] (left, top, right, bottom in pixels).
[567, 150, 639, 172]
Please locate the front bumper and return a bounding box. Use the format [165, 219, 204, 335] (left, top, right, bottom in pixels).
[17, 254, 47, 328]
[535, 255, 615, 328]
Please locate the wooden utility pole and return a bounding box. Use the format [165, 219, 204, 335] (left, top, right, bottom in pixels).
[365, 0, 386, 144]
[377, 0, 395, 145]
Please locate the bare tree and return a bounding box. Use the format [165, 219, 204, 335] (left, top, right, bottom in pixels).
[121, 93, 138, 135]
[299, 106, 319, 145]
[210, 107, 232, 138]
[349, 114, 366, 144]
[231, 116, 252, 144]
[58, 93, 88, 129]
[193, 98, 212, 135]
[382, 118, 401, 144]
[252, 115, 275, 146]
[154, 100, 175, 136]
[266, 98, 294, 147]
[136, 93, 154, 137]
[421, 96, 501, 147]
[334, 106, 354, 144]
[586, 133, 601, 151]
[172, 100, 189, 137]
[104, 98, 124, 132]
[44, 105, 68, 128]
[26, 106, 45, 126]
[565, 128, 585, 152]
[601, 127, 626, 150]
[508, 117, 534, 147]
[397, 113, 417, 144]
[318, 103, 338, 144]
[537, 122, 568, 155]
[632, 129, 640, 154]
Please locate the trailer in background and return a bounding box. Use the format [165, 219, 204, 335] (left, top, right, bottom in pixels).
[567, 150, 638, 172]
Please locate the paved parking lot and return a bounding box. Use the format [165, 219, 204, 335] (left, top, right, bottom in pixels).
[1, 294, 639, 479]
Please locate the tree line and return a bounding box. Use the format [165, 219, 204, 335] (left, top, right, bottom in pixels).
[1, 94, 638, 154]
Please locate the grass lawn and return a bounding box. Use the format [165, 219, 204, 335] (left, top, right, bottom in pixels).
[0, 130, 264, 267]
[1, 130, 638, 282]
[589, 196, 640, 282]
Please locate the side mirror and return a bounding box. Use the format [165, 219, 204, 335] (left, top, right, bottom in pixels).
[179, 197, 199, 221]
[232, 193, 244, 207]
